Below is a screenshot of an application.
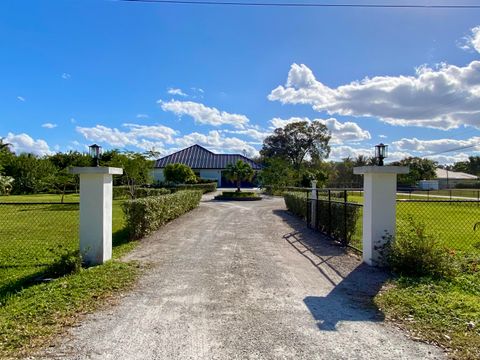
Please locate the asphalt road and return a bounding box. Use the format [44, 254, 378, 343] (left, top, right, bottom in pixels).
[35, 194, 445, 359]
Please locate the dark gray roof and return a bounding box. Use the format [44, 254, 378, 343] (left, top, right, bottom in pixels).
[155, 144, 262, 170]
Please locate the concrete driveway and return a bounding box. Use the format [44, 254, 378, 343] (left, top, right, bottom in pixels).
[36, 194, 445, 359]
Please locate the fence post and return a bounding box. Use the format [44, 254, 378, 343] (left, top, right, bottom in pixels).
[70, 167, 123, 266]
[310, 180, 317, 229]
[353, 166, 409, 266]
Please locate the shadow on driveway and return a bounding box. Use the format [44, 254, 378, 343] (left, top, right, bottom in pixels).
[273, 208, 388, 331]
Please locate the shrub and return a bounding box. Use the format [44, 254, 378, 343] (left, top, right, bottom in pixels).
[283, 191, 361, 245]
[113, 186, 170, 199]
[284, 192, 308, 219]
[382, 216, 455, 278]
[454, 182, 480, 189]
[46, 247, 82, 277]
[174, 182, 217, 194]
[122, 190, 202, 239]
[315, 199, 361, 245]
[164, 163, 197, 184]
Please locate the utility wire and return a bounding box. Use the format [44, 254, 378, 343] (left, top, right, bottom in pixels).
[423, 144, 478, 157]
[117, 0, 480, 9]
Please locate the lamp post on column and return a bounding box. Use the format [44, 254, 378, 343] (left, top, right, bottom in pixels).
[354, 144, 408, 266]
[70, 145, 122, 266]
[88, 144, 102, 167]
[374, 143, 388, 166]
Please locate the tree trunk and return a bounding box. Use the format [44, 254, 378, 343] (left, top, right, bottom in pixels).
[236, 178, 241, 192]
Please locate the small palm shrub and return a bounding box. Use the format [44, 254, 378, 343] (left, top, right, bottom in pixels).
[382, 216, 456, 278]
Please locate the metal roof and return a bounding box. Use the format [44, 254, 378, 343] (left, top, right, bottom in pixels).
[436, 168, 478, 180]
[154, 144, 262, 170]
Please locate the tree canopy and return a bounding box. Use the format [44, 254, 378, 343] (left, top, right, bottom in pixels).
[391, 157, 437, 186]
[224, 160, 254, 192]
[260, 121, 331, 169]
[164, 163, 197, 184]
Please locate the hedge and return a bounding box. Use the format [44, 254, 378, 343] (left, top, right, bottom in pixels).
[113, 186, 170, 200]
[122, 190, 203, 239]
[284, 191, 361, 246]
[174, 182, 217, 194]
[284, 192, 308, 220]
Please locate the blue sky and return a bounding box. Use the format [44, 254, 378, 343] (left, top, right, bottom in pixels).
[1, 0, 480, 163]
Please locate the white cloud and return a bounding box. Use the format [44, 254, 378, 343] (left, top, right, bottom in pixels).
[136, 114, 149, 119]
[173, 130, 258, 157]
[62, 73, 71, 80]
[460, 26, 480, 53]
[17, 96, 25, 102]
[42, 123, 57, 129]
[269, 116, 370, 144]
[167, 88, 187, 97]
[329, 145, 410, 163]
[220, 128, 270, 142]
[159, 100, 249, 129]
[76, 123, 178, 149]
[269, 61, 480, 130]
[392, 136, 480, 154]
[4, 132, 52, 156]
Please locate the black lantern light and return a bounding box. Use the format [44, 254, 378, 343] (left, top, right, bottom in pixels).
[88, 144, 102, 167]
[375, 143, 388, 166]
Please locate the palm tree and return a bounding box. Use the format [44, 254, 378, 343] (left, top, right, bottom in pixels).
[224, 160, 254, 192]
[0, 138, 12, 151]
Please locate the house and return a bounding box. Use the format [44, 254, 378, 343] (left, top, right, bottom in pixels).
[153, 144, 262, 187]
[419, 168, 479, 190]
[435, 168, 478, 189]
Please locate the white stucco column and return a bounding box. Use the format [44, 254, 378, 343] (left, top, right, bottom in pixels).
[70, 167, 123, 266]
[353, 166, 409, 266]
[310, 180, 317, 228]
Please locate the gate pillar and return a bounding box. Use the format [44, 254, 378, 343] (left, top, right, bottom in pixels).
[353, 166, 408, 266]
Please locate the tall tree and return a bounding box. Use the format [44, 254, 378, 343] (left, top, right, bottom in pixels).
[107, 151, 154, 198]
[391, 157, 437, 186]
[260, 121, 331, 169]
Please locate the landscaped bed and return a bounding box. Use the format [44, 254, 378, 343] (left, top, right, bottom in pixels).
[214, 191, 262, 201]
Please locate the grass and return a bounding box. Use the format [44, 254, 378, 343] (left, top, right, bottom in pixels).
[0, 261, 140, 358]
[375, 271, 480, 359]
[345, 194, 480, 253]
[0, 193, 141, 357]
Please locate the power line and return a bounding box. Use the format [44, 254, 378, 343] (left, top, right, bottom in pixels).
[423, 144, 478, 158]
[117, 0, 480, 9]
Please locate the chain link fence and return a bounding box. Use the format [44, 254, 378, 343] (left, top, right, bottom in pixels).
[396, 200, 480, 254]
[0, 202, 79, 294]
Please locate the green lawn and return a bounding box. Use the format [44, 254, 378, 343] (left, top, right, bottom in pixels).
[345, 194, 480, 253]
[0, 194, 134, 300]
[0, 193, 140, 356]
[375, 271, 480, 359]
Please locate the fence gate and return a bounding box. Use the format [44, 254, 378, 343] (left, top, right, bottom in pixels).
[306, 189, 363, 251]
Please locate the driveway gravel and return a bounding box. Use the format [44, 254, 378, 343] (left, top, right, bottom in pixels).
[35, 194, 445, 359]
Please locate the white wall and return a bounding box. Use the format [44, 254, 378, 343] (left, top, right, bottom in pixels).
[153, 168, 165, 183]
[199, 169, 222, 185]
[153, 168, 222, 185]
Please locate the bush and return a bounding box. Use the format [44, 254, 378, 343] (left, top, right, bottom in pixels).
[174, 182, 217, 194]
[122, 190, 203, 239]
[382, 217, 455, 278]
[283, 191, 361, 245]
[164, 163, 197, 184]
[454, 182, 480, 189]
[284, 192, 308, 219]
[113, 186, 170, 199]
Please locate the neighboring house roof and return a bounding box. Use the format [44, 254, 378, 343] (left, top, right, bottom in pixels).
[435, 168, 478, 180]
[154, 144, 262, 170]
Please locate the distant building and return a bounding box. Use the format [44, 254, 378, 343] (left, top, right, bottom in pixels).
[153, 144, 262, 187]
[420, 168, 479, 189]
